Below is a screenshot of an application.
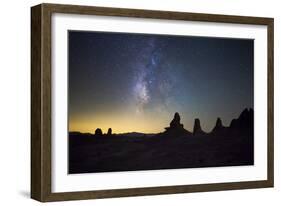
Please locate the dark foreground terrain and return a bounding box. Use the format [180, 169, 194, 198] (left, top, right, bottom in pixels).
[69, 108, 254, 174]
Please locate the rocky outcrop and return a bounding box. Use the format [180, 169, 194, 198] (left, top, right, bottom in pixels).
[210, 117, 228, 136]
[211, 118, 223, 132]
[95, 128, 103, 136]
[215, 118, 223, 129]
[168, 112, 184, 129]
[163, 112, 192, 137]
[107, 128, 112, 135]
[210, 108, 254, 136]
[229, 119, 238, 128]
[193, 118, 205, 135]
[229, 108, 254, 134]
[90, 108, 253, 139]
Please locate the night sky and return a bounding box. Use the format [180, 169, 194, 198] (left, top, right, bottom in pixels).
[68, 31, 253, 134]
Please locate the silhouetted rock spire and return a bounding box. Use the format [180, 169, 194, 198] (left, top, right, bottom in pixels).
[210, 117, 227, 135]
[163, 112, 192, 137]
[193, 118, 205, 135]
[107, 128, 112, 135]
[212, 118, 223, 132]
[169, 112, 184, 129]
[216, 118, 222, 128]
[95, 128, 103, 136]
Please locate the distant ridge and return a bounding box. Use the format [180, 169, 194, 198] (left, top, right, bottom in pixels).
[69, 131, 93, 136]
[116, 132, 155, 137]
[69, 131, 155, 137]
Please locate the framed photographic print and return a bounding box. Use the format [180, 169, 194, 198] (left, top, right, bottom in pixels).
[31, 3, 274, 202]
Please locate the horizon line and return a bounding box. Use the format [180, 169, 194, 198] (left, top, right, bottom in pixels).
[69, 107, 253, 135]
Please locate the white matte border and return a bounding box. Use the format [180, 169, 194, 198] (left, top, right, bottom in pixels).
[52, 13, 268, 193]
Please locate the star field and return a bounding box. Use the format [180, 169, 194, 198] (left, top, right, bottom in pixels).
[68, 31, 253, 133]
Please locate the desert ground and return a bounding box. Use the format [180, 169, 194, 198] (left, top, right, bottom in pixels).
[68, 108, 254, 174]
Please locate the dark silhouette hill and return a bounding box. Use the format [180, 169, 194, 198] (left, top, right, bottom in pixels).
[116, 132, 155, 138]
[69, 108, 254, 174]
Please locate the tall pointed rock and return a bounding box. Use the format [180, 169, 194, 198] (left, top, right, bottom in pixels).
[212, 118, 223, 133]
[163, 112, 192, 137]
[193, 118, 205, 135]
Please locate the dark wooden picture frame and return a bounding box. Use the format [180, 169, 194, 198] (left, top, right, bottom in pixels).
[31, 3, 274, 202]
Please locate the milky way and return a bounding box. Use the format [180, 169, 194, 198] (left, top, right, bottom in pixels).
[68, 31, 254, 133]
[132, 37, 176, 116]
[133, 38, 158, 114]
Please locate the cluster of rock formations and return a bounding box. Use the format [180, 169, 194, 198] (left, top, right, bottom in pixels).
[87, 108, 253, 138]
[94, 128, 112, 136]
[162, 108, 253, 137]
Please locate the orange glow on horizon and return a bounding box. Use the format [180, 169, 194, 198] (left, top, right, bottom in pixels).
[68, 110, 235, 134]
[69, 114, 170, 134]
